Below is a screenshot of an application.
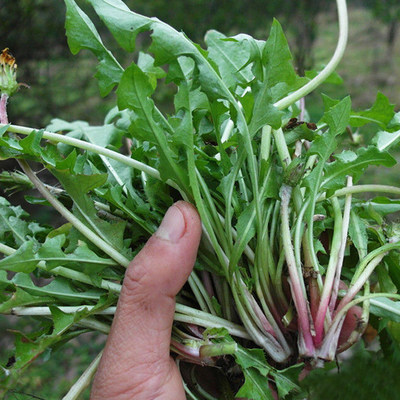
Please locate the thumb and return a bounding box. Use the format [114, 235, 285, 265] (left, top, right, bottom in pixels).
[91, 201, 202, 400]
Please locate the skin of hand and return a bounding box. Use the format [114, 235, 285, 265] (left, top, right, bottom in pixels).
[90, 201, 202, 400]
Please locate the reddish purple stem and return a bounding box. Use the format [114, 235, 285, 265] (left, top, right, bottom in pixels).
[0, 93, 9, 124]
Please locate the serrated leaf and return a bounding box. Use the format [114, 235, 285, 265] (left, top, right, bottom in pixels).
[350, 92, 395, 129]
[271, 370, 301, 399]
[50, 171, 127, 254]
[271, 363, 303, 399]
[236, 367, 275, 400]
[88, 0, 229, 101]
[0, 197, 31, 247]
[86, 0, 151, 52]
[249, 19, 310, 134]
[117, 63, 190, 190]
[10, 307, 89, 371]
[0, 288, 53, 314]
[205, 30, 253, 89]
[50, 306, 89, 335]
[64, 0, 123, 96]
[248, 85, 284, 133]
[249, 18, 302, 134]
[388, 111, 400, 131]
[0, 241, 38, 273]
[321, 146, 396, 189]
[374, 129, 400, 151]
[235, 346, 270, 376]
[262, 19, 298, 90]
[11, 274, 105, 304]
[322, 95, 351, 137]
[137, 52, 167, 89]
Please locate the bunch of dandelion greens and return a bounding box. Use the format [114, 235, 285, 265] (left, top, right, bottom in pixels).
[1, 0, 400, 398]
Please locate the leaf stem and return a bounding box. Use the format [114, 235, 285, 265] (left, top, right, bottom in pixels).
[320, 184, 400, 200]
[1, 123, 182, 192]
[0, 93, 9, 124]
[19, 160, 130, 267]
[337, 252, 388, 314]
[274, 0, 348, 110]
[10, 304, 251, 340]
[0, 242, 122, 292]
[319, 292, 400, 360]
[280, 184, 314, 356]
[61, 351, 103, 400]
[314, 197, 343, 346]
[329, 176, 353, 311]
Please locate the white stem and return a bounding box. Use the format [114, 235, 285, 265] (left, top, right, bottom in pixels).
[19, 160, 130, 267]
[323, 184, 400, 199]
[62, 350, 103, 400]
[10, 305, 250, 340]
[274, 0, 348, 110]
[329, 176, 353, 311]
[1, 123, 180, 191]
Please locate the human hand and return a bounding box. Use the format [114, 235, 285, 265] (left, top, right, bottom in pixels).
[90, 201, 202, 400]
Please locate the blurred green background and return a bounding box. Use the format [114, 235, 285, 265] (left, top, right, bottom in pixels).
[0, 0, 399, 398]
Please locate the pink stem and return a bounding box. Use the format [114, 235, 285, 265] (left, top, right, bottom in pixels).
[280, 185, 315, 356]
[0, 93, 9, 124]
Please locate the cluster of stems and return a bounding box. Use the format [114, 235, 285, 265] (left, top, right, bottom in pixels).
[2, 0, 400, 398]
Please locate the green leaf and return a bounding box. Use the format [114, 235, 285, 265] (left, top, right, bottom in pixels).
[376, 264, 397, 294]
[305, 68, 343, 85]
[228, 203, 256, 276]
[361, 197, 400, 216]
[11, 274, 105, 304]
[350, 92, 395, 129]
[117, 63, 189, 189]
[322, 146, 396, 189]
[19, 129, 44, 156]
[236, 367, 275, 400]
[205, 30, 253, 89]
[374, 129, 400, 151]
[137, 52, 167, 89]
[370, 297, 400, 323]
[348, 210, 368, 259]
[262, 19, 298, 91]
[86, 0, 151, 52]
[388, 111, 400, 131]
[64, 0, 123, 96]
[88, 0, 229, 101]
[0, 241, 38, 273]
[10, 307, 90, 370]
[51, 171, 127, 254]
[0, 231, 116, 284]
[249, 19, 309, 134]
[0, 197, 30, 246]
[50, 306, 89, 335]
[247, 86, 284, 133]
[271, 363, 303, 399]
[322, 95, 351, 137]
[0, 288, 54, 314]
[235, 346, 270, 376]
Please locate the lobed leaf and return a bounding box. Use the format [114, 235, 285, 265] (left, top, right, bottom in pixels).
[64, 0, 123, 96]
[205, 30, 254, 90]
[322, 146, 396, 190]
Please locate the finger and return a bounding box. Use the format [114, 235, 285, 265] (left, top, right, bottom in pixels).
[91, 201, 202, 400]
